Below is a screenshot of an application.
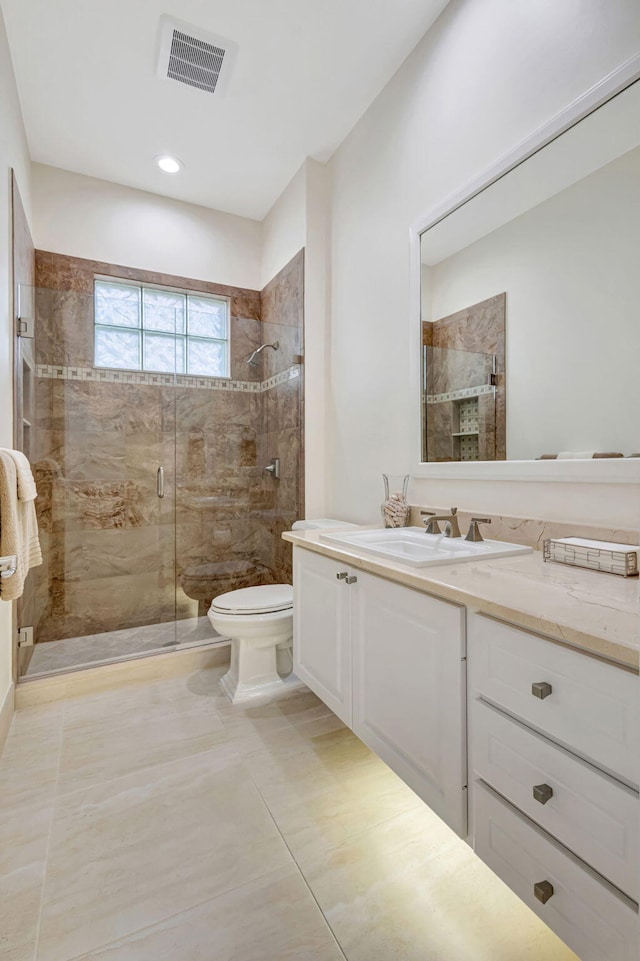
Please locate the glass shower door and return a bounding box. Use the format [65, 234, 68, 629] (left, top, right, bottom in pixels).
[21, 282, 179, 677]
[172, 292, 261, 650]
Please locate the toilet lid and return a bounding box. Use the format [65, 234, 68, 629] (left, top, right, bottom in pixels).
[211, 584, 293, 615]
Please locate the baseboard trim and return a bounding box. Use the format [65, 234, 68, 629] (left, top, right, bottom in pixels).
[15, 643, 230, 709]
[0, 682, 15, 755]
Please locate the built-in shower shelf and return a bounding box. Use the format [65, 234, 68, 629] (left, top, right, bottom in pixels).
[451, 430, 479, 436]
[22, 418, 32, 428]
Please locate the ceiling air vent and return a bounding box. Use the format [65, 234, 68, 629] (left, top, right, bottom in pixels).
[157, 16, 237, 96]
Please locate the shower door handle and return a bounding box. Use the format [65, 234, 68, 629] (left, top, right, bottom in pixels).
[157, 467, 165, 499]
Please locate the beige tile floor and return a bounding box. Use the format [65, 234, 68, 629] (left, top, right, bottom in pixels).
[1, 663, 581, 961]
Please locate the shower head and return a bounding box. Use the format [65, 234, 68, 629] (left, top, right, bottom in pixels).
[247, 341, 279, 367]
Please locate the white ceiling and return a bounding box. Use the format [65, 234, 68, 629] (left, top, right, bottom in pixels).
[2, 0, 449, 220]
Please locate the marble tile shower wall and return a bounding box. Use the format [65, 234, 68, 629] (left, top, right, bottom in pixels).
[31, 250, 304, 646]
[258, 250, 305, 584]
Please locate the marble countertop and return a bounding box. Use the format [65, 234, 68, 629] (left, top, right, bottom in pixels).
[283, 530, 640, 670]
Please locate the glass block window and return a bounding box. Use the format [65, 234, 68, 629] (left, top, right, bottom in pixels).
[94, 279, 230, 377]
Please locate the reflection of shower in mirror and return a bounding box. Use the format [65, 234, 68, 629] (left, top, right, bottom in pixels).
[422, 294, 505, 463]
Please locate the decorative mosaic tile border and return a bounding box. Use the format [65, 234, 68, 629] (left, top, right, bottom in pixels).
[426, 384, 495, 405]
[262, 367, 301, 392]
[36, 364, 300, 393]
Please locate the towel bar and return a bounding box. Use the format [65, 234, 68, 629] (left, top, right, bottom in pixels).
[0, 555, 17, 578]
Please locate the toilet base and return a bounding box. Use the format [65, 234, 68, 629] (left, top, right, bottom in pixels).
[220, 665, 304, 704]
[219, 634, 304, 703]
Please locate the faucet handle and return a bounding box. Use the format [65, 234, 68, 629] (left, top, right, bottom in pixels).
[466, 517, 491, 542]
[420, 511, 442, 535]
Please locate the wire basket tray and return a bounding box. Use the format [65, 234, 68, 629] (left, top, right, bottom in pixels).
[543, 538, 639, 578]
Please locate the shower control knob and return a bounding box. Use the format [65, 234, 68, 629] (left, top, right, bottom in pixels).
[263, 457, 280, 480]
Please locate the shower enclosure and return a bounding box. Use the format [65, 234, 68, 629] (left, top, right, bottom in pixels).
[422, 344, 497, 462]
[16, 249, 304, 680]
[420, 292, 506, 463]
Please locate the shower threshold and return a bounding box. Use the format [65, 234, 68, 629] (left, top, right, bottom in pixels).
[22, 617, 225, 680]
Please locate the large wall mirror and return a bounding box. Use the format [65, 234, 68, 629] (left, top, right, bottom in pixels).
[417, 74, 640, 466]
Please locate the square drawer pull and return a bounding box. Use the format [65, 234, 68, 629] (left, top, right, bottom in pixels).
[533, 783, 554, 805]
[531, 681, 552, 699]
[534, 880, 554, 904]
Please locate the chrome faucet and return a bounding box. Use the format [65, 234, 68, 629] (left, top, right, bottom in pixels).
[421, 507, 461, 538]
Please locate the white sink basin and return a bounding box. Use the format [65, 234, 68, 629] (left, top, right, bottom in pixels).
[319, 527, 532, 568]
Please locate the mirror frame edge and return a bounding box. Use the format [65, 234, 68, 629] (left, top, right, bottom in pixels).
[410, 52, 640, 484]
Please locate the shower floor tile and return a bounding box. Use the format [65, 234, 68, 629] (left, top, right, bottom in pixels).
[24, 616, 220, 678]
[0, 670, 580, 961]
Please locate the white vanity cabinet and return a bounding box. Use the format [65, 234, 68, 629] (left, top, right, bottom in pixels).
[292, 539, 640, 960]
[293, 546, 353, 725]
[293, 546, 467, 836]
[468, 612, 639, 961]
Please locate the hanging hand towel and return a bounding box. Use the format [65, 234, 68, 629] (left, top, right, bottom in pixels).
[0, 447, 37, 500]
[0, 450, 42, 602]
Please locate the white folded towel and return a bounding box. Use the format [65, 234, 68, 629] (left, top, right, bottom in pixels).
[0, 450, 42, 602]
[0, 448, 38, 500]
[557, 451, 597, 460]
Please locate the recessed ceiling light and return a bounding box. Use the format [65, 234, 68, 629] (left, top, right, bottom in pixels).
[156, 154, 182, 174]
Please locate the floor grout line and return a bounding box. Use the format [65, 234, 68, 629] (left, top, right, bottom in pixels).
[23, 666, 234, 804]
[246, 767, 350, 961]
[210, 682, 350, 958]
[10, 678, 410, 961]
[32, 685, 321, 961]
[44, 861, 303, 961]
[51, 725, 241, 802]
[31, 705, 66, 961]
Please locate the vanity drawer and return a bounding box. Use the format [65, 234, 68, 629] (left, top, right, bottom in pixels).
[473, 781, 639, 961]
[469, 613, 640, 786]
[471, 698, 639, 899]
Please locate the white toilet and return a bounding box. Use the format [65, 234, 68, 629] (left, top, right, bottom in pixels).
[208, 584, 297, 703]
[208, 519, 356, 703]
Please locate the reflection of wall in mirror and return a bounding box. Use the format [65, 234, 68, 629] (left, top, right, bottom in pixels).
[421, 146, 640, 461]
[422, 294, 505, 463]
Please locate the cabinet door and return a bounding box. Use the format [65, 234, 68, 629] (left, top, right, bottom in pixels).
[352, 572, 467, 836]
[293, 548, 352, 725]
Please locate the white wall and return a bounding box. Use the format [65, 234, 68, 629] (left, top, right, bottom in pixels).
[260, 163, 306, 289]
[326, 0, 640, 526]
[428, 146, 640, 461]
[0, 5, 32, 715]
[302, 160, 331, 518]
[32, 164, 262, 291]
[260, 158, 331, 518]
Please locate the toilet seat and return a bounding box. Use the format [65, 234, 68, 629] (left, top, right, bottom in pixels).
[210, 584, 293, 616]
